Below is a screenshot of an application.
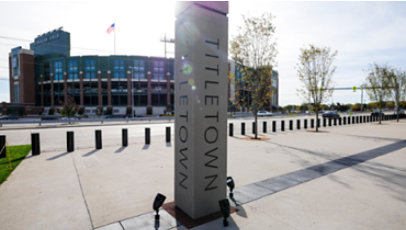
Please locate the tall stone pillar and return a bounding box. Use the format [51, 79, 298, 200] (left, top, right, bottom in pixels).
[147, 71, 152, 111]
[40, 75, 44, 107]
[107, 71, 112, 107]
[50, 73, 55, 107]
[63, 72, 68, 104]
[127, 71, 132, 107]
[97, 71, 102, 107]
[79, 71, 84, 106]
[174, 2, 228, 219]
[9, 56, 14, 103]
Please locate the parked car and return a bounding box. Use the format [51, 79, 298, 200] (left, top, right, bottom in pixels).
[257, 110, 273, 117]
[394, 109, 405, 115]
[0, 115, 18, 120]
[371, 110, 384, 117]
[322, 111, 340, 119]
[104, 114, 126, 119]
[41, 116, 59, 120]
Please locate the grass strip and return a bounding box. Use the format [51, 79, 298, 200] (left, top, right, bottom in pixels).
[0, 145, 31, 185]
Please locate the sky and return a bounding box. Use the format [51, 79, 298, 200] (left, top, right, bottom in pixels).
[0, 0, 405, 106]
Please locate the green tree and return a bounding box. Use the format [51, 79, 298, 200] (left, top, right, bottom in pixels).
[388, 70, 406, 122]
[60, 96, 77, 124]
[296, 44, 337, 132]
[364, 64, 391, 124]
[230, 13, 277, 139]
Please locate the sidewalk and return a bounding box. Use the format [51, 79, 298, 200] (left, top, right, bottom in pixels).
[0, 120, 405, 229]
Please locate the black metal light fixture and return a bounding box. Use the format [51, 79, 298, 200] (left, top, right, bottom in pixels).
[219, 199, 230, 227]
[226, 176, 235, 199]
[153, 193, 166, 223]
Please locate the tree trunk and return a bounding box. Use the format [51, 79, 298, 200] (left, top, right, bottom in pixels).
[379, 108, 382, 125]
[396, 107, 399, 122]
[316, 111, 319, 132]
[254, 113, 258, 139]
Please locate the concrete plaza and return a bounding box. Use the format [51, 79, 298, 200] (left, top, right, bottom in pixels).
[0, 119, 405, 229]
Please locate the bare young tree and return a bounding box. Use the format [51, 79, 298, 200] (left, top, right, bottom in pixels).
[364, 64, 391, 124]
[230, 13, 277, 139]
[388, 70, 406, 122]
[297, 44, 337, 132]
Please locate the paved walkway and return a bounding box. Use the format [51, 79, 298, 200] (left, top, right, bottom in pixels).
[0, 119, 405, 229]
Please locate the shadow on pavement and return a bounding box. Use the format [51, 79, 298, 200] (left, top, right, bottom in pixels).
[82, 149, 100, 157]
[47, 151, 70, 161]
[115, 146, 126, 153]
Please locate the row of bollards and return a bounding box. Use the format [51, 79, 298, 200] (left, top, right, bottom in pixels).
[226, 114, 400, 137]
[0, 127, 173, 156]
[1, 114, 402, 158]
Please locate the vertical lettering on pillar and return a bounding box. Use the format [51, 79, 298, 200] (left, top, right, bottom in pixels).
[177, 78, 189, 190]
[202, 38, 221, 192]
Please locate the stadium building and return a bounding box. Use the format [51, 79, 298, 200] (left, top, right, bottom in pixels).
[7, 28, 278, 116]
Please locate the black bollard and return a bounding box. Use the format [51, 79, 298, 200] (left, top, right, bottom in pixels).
[356, 116, 359, 124]
[334, 118, 337, 126]
[31, 133, 40, 156]
[343, 116, 346, 125]
[263, 121, 267, 133]
[95, 130, 102, 149]
[363, 116, 366, 123]
[241, 123, 245, 135]
[166, 127, 171, 143]
[328, 118, 332, 127]
[0, 135, 6, 158]
[289, 120, 293, 130]
[352, 116, 355, 124]
[311, 119, 314, 128]
[339, 117, 342, 125]
[360, 116, 363, 123]
[67, 131, 74, 152]
[304, 119, 308, 129]
[145, 128, 150, 145]
[281, 120, 285, 131]
[272, 121, 276, 132]
[122, 128, 128, 146]
[229, 123, 233, 137]
[252, 122, 256, 134]
[297, 119, 301, 130]
[323, 118, 326, 127]
[317, 118, 321, 128]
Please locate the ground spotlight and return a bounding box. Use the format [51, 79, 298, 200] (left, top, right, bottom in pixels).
[153, 193, 166, 220]
[227, 176, 235, 199]
[219, 199, 230, 227]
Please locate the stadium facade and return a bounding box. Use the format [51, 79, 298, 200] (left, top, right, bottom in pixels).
[7, 28, 278, 116]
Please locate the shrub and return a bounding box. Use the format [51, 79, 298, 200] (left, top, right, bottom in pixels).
[48, 107, 55, 115]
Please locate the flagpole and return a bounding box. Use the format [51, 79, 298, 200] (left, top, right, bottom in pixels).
[114, 28, 116, 55]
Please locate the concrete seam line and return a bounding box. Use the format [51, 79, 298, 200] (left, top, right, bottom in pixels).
[70, 153, 94, 229]
[118, 221, 125, 230]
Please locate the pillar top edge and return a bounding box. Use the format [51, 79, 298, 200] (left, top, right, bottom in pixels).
[176, 1, 228, 16]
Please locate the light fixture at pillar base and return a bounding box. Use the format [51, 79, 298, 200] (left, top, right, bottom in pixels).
[227, 176, 235, 199]
[153, 193, 166, 227]
[219, 199, 230, 227]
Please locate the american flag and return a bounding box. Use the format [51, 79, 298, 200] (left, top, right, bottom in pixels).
[107, 23, 115, 34]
